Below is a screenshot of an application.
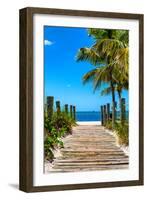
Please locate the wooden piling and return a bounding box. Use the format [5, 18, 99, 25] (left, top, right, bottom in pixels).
[106, 103, 110, 122]
[73, 106, 76, 120]
[103, 105, 107, 125]
[56, 101, 61, 113]
[100, 106, 104, 125]
[103, 106, 105, 125]
[120, 98, 126, 123]
[65, 104, 68, 115]
[70, 105, 73, 118]
[47, 96, 54, 120]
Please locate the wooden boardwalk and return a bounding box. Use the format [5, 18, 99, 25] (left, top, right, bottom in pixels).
[49, 125, 129, 172]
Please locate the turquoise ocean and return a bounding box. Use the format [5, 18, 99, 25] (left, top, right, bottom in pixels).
[76, 111, 128, 121]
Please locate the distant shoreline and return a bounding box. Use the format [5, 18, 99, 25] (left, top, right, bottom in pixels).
[76, 111, 128, 122]
[76, 121, 101, 125]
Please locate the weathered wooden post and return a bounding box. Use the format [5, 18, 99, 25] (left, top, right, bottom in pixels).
[70, 105, 73, 118]
[73, 106, 76, 120]
[106, 103, 110, 122]
[112, 101, 117, 126]
[103, 105, 107, 125]
[65, 104, 68, 115]
[103, 105, 105, 125]
[120, 98, 126, 124]
[56, 101, 61, 113]
[47, 96, 54, 120]
[100, 105, 104, 125]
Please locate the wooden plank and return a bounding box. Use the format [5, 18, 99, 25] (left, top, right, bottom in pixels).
[45, 125, 129, 172]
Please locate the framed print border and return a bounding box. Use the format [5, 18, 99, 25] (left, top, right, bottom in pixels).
[19, 7, 144, 192]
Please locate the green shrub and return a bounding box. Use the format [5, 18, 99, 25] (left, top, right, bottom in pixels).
[44, 111, 76, 161]
[44, 127, 65, 161]
[44, 146, 54, 161]
[51, 112, 76, 134]
[44, 115, 52, 131]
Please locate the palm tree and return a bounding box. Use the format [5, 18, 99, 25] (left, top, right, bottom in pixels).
[101, 79, 127, 124]
[76, 29, 128, 126]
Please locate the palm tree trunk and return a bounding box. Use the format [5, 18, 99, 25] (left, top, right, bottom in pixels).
[110, 80, 116, 127]
[118, 89, 125, 124]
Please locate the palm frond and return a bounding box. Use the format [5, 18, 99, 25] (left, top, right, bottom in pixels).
[119, 31, 129, 46]
[82, 68, 98, 85]
[101, 87, 112, 96]
[87, 28, 109, 40]
[113, 47, 129, 73]
[93, 65, 112, 90]
[110, 67, 128, 90]
[93, 39, 125, 58]
[76, 47, 104, 65]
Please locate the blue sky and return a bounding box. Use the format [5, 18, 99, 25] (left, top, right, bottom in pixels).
[44, 26, 128, 111]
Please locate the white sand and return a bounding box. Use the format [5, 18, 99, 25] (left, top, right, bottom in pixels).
[104, 128, 129, 156]
[76, 121, 101, 125]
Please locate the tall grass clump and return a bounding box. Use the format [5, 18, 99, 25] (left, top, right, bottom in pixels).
[105, 120, 128, 146]
[114, 122, 128, 146]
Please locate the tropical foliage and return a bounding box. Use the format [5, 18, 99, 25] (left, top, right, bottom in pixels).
[76, 28, 129, 145]
[44, 111, 76, 161]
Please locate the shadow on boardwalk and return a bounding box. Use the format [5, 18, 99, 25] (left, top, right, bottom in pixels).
[45, 125, 129, 173]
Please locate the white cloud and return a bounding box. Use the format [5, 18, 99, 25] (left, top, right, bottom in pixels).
[44, 39, 53, 46]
